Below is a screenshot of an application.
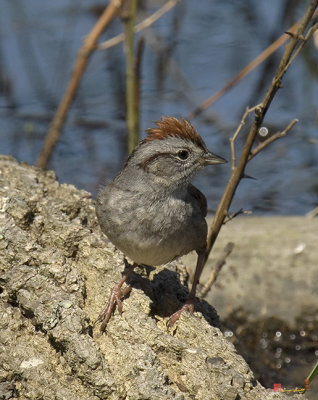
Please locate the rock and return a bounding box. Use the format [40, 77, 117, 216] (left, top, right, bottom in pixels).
[0, 155, 306, 400]
[183, 216, 318, 326]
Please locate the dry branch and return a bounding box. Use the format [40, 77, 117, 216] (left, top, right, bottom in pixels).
[223, 209, 252, 224]
[124, 0, 140, 153]
[199, 242, 234, 299]
[230, 105, 259, 171]
[203, 1, 318, 269]
[306, 206, 318, 218]
[36, 0, 123, 169]
[188, 9, 318, 120]
[248, 119, 299, 161]
[97, 0, 179, 50]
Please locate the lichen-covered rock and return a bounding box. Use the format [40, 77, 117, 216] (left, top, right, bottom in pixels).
[0, 155, 306, 400]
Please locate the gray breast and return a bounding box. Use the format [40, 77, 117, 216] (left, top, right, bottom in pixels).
[96, 183, 207, 266]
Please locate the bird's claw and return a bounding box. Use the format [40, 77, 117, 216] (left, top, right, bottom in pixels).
[167, 301, 195, 328]
[96, 284, 131, 332]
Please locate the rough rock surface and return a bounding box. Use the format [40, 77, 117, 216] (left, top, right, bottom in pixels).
[183, 216, 318, 326]
[0, 155, 306, 400]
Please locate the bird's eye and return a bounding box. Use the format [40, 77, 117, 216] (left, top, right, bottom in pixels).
[177, 150, 189, 160]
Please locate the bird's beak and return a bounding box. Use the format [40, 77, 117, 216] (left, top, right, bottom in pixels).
[203, 150, 227, 165]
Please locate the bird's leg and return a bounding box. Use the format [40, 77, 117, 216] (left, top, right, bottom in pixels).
[96, 261, 137, 332]
[168, 252, 205, 327]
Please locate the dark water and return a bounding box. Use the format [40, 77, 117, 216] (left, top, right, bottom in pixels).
[223, 309, 318, 400]
[0, 0, 317, 214]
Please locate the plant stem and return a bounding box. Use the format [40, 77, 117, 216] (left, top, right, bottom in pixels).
[124, 0, 140, 153]
[204, 0, 318, 266]
[36, 0, 123, 169]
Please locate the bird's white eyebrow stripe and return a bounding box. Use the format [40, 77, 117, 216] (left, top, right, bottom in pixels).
[138, 152, 173, 171]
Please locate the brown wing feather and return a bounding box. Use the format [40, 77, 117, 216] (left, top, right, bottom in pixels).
[188, 184, 207, 217]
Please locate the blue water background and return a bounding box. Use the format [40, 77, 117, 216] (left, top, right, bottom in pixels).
[0, 0, 317, 214]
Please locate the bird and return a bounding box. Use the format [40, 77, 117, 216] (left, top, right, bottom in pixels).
[95, 116, 226, 331]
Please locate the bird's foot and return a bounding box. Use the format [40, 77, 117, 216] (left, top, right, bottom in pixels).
[96, 284, 131, 332]
[167, 300, 195, 328]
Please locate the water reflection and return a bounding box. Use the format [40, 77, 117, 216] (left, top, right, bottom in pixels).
[223, 308, 318, 399]
[0, 0, 317, 213]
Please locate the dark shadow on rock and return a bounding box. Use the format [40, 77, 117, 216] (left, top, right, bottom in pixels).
[128, 266, 220, 327]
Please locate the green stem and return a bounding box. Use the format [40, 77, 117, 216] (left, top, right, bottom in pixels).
[124, 0, 139, 153]
[303, 360, 318, 393]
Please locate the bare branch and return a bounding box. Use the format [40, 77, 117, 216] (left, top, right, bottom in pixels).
[36, 0, 123, 169]
[188, 9, 318, 120]
[282, 21, 318, 74]
[199, 242, 234, 299]
[248, 118, 298, 161]
[203, 1, 318, 271]
[97, 0, 180, 51]
[124, 0, 140, 153]
[223, 209, 252, 225]
[230, 105, 260, 171]
[306, 206, 318, 218]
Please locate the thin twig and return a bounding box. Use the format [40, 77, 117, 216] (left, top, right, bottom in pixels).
[188, 9, 318, 120]
[230, 105, 260, 171]
[199, 242, 234, 299]
[280, 21, 318, 79]
[306, 206, 318, 218]
[101, 2, 229, 134]
[304, 359, 318, 393]
[223, 209, 252, 224]
[36, 0, 124, 169]
[99, 0, 224, 130]
[136, 21, 229, 133]
[248, 118, 299, 161]
[203, 1, 318, 270]
[97, 0, 179, 50]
